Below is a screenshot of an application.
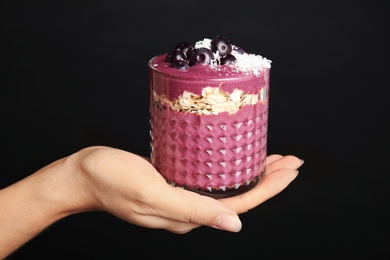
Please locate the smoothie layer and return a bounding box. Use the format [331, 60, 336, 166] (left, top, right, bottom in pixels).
[149, 54, 270, 100]
[150, 97, 268, 191]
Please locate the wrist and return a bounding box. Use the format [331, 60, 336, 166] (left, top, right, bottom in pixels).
[30, 149, 99, 221]
[28, 157, 80, 221]
[0, 158, 70, 257]
[0, 148, 102, 258]
[44, 150, 100, 216]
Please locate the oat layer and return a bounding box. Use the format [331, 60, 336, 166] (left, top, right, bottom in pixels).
[154, 86, 268, 115]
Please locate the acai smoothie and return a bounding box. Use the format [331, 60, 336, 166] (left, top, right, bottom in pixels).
[149, 36, 271, 198]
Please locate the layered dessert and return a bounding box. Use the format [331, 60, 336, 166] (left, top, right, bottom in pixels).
[149, 36, 271, 198]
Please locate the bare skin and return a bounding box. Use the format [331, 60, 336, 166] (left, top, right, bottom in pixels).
[0, 146, 303, 258]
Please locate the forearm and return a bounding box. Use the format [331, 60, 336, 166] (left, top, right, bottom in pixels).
[0, 155, 89, 258]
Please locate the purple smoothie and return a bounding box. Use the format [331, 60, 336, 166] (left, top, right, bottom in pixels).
[149, 37, 271, 198]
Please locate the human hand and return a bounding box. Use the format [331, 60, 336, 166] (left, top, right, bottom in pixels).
[67, 146, 303, 233]
[0, 146, 303, 258]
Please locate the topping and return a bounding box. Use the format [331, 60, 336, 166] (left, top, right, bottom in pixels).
[219, 53, 237, 65]
[233, 46, 245, 54]
[170, 60, 189, 70]
[210, 35, 232, 56]
[163, 35, 271, 75]
[165, 49, 186, 63]
[174, 42, 194, 58]
[189, 48, 214, 65]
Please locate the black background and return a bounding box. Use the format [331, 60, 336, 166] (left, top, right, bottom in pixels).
[2, 0, 389, 258]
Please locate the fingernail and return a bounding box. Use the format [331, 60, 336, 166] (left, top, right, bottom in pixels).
[214, 214, 242, 232]
[300, 159, 305, 164]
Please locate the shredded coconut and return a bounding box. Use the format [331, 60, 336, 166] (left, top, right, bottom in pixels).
[194, 38, 212, 49]
[194, 38, 272, 76]
[232, 53, 272, 76]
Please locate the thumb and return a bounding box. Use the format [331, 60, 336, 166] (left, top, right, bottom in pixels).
[151, 185, 242, 232]
[213, 212, 242, 232]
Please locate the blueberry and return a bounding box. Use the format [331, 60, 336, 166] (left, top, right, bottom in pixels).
[165, 49, 186, 63]
[186, 46, 195, 60]
[233, 46, 245, 54]
[170, 60, 189, 70]
[188, 47, 215, 65]
[174, 42, 194, 58]
[219, 54, 237, 65]
[211, 36, 232, 55]
[165, 50, 175, 62]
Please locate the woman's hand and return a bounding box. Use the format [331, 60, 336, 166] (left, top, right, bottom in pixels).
[0, 146, 303, 258]
[69, 146, 303, 233]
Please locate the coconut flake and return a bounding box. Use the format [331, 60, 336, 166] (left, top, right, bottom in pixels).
[233, 52, 272, 76]
[194, 38, 271, 76]
[194, 38, 212, 49]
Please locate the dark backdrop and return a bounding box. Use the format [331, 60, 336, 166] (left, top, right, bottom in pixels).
[2, 0, 389, 258]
